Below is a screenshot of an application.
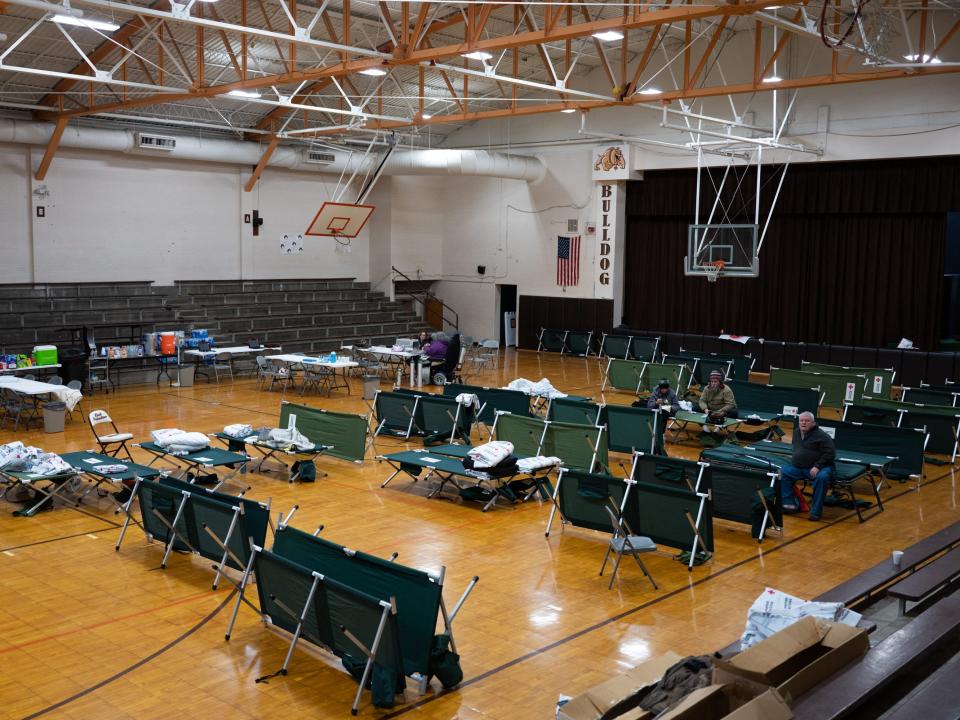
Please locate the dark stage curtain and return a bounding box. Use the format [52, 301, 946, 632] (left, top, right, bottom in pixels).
[623, 155, 960, 348]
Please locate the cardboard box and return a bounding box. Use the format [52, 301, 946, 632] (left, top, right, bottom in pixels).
[714, 616, 868, 704]
[557, 652, 682, 720]
[655, 684, 792, 720]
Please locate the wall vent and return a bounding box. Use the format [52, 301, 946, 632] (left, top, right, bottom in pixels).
[305, 151, 336, 165]
[136, 133, 177, 151]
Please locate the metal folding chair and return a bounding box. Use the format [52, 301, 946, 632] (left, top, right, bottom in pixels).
[600, 504, 658, 590]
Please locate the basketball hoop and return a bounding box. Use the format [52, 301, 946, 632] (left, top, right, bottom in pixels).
[703, 260, 725, 283]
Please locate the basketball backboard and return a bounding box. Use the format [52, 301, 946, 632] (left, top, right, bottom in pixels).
[304, 201, 376, 238]
[684, 224, 759, 278]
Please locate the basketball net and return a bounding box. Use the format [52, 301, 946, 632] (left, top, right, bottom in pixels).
[704, 260, 725, 283]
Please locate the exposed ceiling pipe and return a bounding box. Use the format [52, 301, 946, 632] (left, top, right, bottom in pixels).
[4, 0, 83, 17]
[0, 118, 546, 182]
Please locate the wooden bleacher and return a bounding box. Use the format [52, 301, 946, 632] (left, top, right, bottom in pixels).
[887, 546, 960, 614]
[791, 594, 960, 719]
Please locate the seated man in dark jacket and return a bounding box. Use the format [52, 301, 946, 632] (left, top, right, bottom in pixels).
[646, 379, 679, 416]
[781, 411, 835, 521]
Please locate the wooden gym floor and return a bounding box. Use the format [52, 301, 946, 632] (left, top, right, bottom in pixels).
[0, 350, 957, 719]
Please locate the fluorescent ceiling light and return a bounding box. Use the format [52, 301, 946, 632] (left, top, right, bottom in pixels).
[421, 113, 432, 119]
[904, 53, 941, 64]
[359, 67, 387, 76]
[560, 108, 577, 114]
[461, 51, 493, 61]
[228, 89, 261, 98]
[762, 75, 783, 83]
[592, 30, 624, 42]
[51, 15, 120, 32]
[638, 87, 662, 95]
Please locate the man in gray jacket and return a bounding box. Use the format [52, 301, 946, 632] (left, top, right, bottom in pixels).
[781, 411, 835, 521]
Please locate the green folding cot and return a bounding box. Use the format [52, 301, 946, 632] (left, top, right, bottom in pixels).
[547, 397, 606, 427]
[662, 353, 733, 386]
[857, 396, 960, 462]
[599, 333, 632, 359]
[667, 410, 742, 444]
[213, 431, 330, 482]
[537, 328, 568, 353]
[727, 380, 821, 418]
[637, 362, 691, 394]
[372, 390, 422, 439]
[493, 411, 608, 473]
[696, 446, 786, 537]
[0, 465, 79, 517]
[769, 367, 865, 408]
[566, 331, 594, 357]
[802, 362, 896, 399]
[59, 450, 161, 517]
[120, 475, 271, 585]
[135, 442, 250, 487]
[629, 336, 660, 362]
[899, 386, 959, 406]
[378, 448, 558, 510]
[547, 462, 713, 571]
[809, 418, 926, 483]
[414, 394, 475, 444]
[604, 404, 663, 456]
[677, 348, 754, 383]
[240, 546, 404, 714]
[279, 401, 370, 463]
[443, 382, 531, 430]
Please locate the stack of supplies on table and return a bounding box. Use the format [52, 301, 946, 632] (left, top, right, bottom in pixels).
[151, 428, 210, 455]
[0, 441, 72, 476]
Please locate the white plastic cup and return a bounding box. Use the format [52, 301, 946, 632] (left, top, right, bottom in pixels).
[892, 550, 904, 569]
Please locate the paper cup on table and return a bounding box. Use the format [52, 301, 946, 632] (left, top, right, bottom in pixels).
[892, 550, 904, 569]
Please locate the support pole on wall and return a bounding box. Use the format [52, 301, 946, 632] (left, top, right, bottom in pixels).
[244, 134, 280, 192]
[35, 117, 68, 182]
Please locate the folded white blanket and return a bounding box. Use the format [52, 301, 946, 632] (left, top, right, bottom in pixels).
[224, 423, 254, 438]
[151, 428, 209, 453]
[516, 456, 561, 473]
[506, 377, 567, 399]
[455, 393, 480, 410]
[268, 427, 314, 451]
[468, 440, 514, 469]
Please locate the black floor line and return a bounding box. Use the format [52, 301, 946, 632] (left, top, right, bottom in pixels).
[0, 524, 120, 553]
[380, 465, 957, 718]
[21, 589, 237, 720]
[160, 390, 282, 418]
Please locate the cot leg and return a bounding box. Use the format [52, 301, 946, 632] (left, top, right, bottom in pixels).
[381, 467, 402, 488]
[225, 548, 259, 640]
[114, 476, 143, 551]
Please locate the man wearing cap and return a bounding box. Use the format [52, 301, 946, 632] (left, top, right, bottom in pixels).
[646, 379, 679, 416]
[781, 411, 835, 521]
[698, 370, 738, 420]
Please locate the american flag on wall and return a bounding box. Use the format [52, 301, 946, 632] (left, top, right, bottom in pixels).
[557, 235, 581, 287]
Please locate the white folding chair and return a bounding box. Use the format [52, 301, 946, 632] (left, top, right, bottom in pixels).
[89, 409, 134, 460]
[600, 504, 658, 590]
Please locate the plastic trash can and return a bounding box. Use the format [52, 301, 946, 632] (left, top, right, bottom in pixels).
[178, 364, 196, 387]
[43, 402, 66, 433]
[363, 373, 379, 400]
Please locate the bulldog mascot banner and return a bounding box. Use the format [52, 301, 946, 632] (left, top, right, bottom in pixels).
[592, 145, 629, 319]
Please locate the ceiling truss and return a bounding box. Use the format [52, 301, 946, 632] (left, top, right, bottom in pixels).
[0, 0, 957, 183]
